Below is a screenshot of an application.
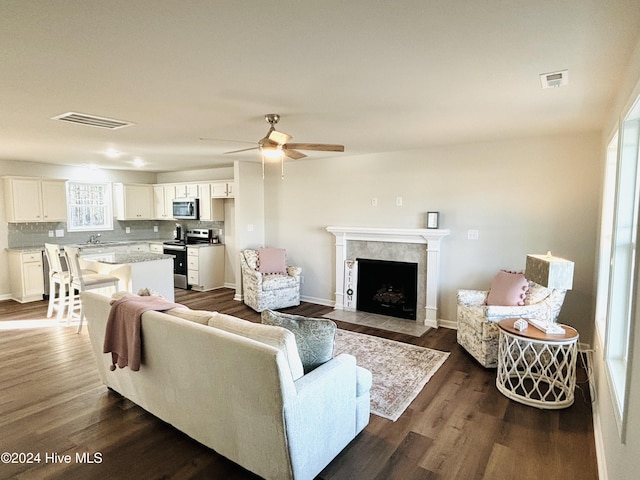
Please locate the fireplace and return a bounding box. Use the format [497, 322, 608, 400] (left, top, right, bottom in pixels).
[356, 258, 418, 320]
[327, 226, 450, 328]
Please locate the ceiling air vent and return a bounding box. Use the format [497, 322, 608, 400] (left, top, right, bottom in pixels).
[51, 112, 134, 130]
[540, 70, 569, 89]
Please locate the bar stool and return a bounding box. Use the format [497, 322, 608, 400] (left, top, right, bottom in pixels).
[64, 246, 120, 333]
[43, 243, 71, 320]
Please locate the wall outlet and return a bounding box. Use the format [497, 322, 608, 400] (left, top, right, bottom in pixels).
[55, 229, 64, 237]
[467, 229, 479, 240]
[153, 225, 158, 233]
[371, 197, 378, 207]
[48, 230, 54, 238]
[396, 196, 403, 206]
[247, 224, 254, 232]
[125, 227, 131, 234]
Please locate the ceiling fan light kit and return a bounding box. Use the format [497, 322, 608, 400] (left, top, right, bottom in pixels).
[224, 113, 345, 179]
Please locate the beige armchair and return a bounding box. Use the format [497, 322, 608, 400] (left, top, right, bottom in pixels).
[456, 282, 567, 368]
[239, 249, 302, 312]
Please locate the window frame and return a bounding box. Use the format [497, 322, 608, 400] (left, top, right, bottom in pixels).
[600, 95, 640, 443]
[66, 181, 114, 232]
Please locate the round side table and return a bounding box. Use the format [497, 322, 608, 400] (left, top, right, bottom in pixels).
[496, 318, 579, 409]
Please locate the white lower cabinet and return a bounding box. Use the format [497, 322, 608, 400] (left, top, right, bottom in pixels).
[8, 250, 45, 303]
[187, 245, 225, 291]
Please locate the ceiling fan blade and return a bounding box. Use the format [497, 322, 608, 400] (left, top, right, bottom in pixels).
[283, 149, 307, 160]
[224, 146, 259, 154]
[268, 129, 292, 145]
[285, 143, 344, 152]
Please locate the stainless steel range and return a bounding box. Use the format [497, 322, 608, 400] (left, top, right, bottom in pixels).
[162, 229, 213, 289]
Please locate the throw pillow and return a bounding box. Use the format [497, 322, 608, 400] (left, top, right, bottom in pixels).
[258, 247, 287, 274]
[261, 310, 337, 373]
[485, 270, 528, 306]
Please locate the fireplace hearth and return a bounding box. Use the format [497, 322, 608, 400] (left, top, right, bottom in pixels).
[356, 258, 418, 320]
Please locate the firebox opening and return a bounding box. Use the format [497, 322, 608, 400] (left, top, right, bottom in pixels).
[356, 258, 418, 320]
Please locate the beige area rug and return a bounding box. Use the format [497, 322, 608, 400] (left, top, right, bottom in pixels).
[333, 329, 449, 422]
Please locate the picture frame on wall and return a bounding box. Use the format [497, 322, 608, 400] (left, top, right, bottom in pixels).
[426, 211, 440, 229]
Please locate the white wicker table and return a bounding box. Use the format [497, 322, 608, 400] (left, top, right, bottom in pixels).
[496, 318, 579, 409]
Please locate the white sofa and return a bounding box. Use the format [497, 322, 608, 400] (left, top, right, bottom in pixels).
[81, 291, 371, 480]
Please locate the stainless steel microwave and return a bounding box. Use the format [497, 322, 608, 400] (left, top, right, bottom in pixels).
[172, 198, 199, 219]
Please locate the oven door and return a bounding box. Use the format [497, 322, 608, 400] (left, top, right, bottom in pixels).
[163, 244, 188, 289]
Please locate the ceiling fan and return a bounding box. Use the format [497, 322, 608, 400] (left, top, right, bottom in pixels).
[224, 114, 345, 161]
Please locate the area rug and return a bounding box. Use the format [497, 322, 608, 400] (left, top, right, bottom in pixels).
[333, 329, 449, 422]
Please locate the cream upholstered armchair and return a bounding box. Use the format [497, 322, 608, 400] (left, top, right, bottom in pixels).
[457, 276, 567, 368]
[239, 248, 302, 312]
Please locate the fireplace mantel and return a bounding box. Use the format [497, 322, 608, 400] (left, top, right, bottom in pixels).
[327, 226, 451, 328]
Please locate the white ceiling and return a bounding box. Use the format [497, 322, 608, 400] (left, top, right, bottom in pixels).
[1, 0, 639, 172]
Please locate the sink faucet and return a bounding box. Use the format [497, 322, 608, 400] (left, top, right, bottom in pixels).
[88, 233, 101, 244]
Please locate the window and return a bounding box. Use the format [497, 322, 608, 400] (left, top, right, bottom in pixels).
[599, 93, 640, 441]
[67, 182, 113, 232]
[595, 133, 618, 337]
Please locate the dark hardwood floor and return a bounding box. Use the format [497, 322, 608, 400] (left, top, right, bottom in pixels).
[0, 288, 597, 480]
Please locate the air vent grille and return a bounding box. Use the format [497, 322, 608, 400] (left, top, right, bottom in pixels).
[540, 70, 569, 89]
[51, 112, 134, 130]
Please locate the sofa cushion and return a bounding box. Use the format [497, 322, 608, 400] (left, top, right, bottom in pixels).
[261, 310, 337, 373]
[262, 274, 299, 291]
[208, 312, 304, 380]
[486, 270, 528, 306]
[165, 307, 214, 325]
[258, 247, 287, 274]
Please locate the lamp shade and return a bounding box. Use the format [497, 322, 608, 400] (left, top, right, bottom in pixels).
[525, 253, 574, 290]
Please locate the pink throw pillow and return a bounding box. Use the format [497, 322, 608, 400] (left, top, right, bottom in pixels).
[486, 270, 528, 306]
[258, 247, 287, 274]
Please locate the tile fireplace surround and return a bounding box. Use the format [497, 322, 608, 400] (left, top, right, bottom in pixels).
[327, 226, 451, 328]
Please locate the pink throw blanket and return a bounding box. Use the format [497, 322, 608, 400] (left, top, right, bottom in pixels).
[103, 296, 184, 371]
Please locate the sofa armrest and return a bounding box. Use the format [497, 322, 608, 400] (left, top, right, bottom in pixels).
[457, 289, 489, 306]
[284, 354, 366, 479]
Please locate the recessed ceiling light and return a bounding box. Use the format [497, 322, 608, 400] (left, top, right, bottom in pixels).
[132, 157, 145, 168]
[104, 148, 121, 158]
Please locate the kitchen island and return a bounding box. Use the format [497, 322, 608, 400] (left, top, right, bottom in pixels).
[79, 251, 175, 301]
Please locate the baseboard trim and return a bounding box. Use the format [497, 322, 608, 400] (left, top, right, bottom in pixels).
[300, 295, 334, 307]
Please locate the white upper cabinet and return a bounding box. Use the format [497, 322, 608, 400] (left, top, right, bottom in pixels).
[175, 183, 198, 198]
[154, 184, 176, 220]
[3, 176, 67, 223]
[211, 181, 234, 198]
[114, 183, 154, 220]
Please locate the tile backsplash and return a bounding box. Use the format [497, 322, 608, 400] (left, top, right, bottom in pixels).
[8, 220, 224, 249]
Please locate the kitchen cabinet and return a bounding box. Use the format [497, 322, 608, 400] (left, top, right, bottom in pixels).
[187, 245, 225, 291]
[8, 249, 45, 303]
[211, 181, 234, 198]
[3, 177, 67, 223]
[114, 183, 154, 220]
[153, 184, 175, 220]
[175, 183, 198, 198]
[196, 183, 225, 221]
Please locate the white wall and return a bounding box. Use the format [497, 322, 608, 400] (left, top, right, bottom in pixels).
[263, 132, 601, 341]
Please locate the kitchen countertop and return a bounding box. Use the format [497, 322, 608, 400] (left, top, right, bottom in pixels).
[80, 251, 173, 265]
[6, 239, 172, 253]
